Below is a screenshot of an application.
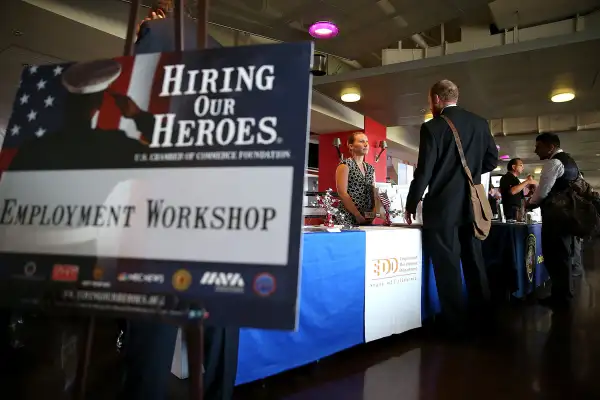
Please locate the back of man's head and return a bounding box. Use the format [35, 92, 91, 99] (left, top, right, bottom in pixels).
[430, 80, 459, 104]
[535, 132, 561, 148]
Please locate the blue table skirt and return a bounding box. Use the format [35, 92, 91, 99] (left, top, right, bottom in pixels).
[235, 224, 548, 385]
[236, 231, 366, 385]
[482, 223, 548, 298]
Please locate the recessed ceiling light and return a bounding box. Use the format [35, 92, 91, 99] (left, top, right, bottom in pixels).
[534, 167, 542, 174]
[341, 92, 360, 102]
[309, 21, 339, 39]
[551, 91, 575, 103]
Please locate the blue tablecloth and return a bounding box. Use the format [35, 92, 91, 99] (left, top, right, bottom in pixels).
[236, 231, 366, 385]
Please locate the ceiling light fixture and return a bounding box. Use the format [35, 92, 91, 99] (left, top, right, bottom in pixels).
[340, 88, 361, 103]
[550, 91, 575, 103]
[493, 166, 502, 172]
[309, 21, 339, 39]
[534, 167, 542, 174]
[500, 155, 510, 160]
[341, 93, 360, 102]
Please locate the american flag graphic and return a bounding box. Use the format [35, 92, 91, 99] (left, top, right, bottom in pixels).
[0, 63, 70, 173]
[0, 52, 179, 176]
[378, 191, 392, 226]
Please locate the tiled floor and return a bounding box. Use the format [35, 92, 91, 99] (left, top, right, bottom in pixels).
[222, 260, 600, 399]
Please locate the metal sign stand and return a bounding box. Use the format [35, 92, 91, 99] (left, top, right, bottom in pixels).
[72, 0, 211, 398]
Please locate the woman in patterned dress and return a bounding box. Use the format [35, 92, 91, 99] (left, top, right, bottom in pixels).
[335, 132, 378, 225]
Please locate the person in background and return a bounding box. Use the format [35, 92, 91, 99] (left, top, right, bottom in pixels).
[135, 0, 222, 54]
[488, 186, 499, 217]
[405, 79, 498, 338]
[335, 132, 378, 225]
[499, 158, 536, 220]
[528, 133, 579, 308]
[121, 3, 239, 400]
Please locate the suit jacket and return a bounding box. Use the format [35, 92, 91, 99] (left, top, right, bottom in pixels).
[135, 16, 222, 54]
[406, 106, 498, 228]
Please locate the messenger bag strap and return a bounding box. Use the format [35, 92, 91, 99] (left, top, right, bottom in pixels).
[440, 115, 475, 186]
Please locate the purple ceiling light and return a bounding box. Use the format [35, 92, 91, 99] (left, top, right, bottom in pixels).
[309, 21, 339, 39]
[500, 155, 510, 160]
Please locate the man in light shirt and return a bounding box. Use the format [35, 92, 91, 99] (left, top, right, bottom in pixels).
[528, 133, 580, 308]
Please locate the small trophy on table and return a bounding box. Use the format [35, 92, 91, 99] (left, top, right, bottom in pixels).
[316, 188, 349, 229]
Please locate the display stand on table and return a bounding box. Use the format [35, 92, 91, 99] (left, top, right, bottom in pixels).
[73, 1, 211, 399]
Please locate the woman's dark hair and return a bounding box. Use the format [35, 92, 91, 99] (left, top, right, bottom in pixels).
[347, 132, 363, 146]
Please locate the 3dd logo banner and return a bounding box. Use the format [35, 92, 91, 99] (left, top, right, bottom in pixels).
[373, 258, 400, 277]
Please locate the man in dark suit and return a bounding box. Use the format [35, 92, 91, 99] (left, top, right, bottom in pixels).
[405, 80, 498, 336]
[120, 4, 240, 400]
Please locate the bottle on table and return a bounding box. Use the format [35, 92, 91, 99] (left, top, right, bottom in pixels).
[499, 203, 506, 223]
[517, 198, 526, 222]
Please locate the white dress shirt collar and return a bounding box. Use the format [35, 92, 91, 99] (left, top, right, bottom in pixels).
[442, 103, 457, 112]
[550, 148, 563, 158]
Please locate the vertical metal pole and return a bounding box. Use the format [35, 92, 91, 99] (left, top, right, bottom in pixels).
[185, 319, 205, 400]
[124, 0, 141, 56]
[74, 317, 96, 400]
[175, 0, 185, 51]
[196, 0, 210, 50]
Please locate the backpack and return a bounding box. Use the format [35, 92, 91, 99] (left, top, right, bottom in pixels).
[543, 176, 600, 238]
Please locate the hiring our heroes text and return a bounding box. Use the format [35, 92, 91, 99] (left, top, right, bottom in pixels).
[150, 63, 280, 149]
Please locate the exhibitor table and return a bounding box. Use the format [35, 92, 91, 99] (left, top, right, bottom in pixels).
[236, 226, 428, 385]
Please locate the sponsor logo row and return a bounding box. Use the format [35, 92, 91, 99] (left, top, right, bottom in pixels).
[15, 262, 277, 298]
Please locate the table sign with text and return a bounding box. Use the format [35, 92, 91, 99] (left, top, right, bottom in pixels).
[362, 227, 423, 342]
[0, 42, 313, 329]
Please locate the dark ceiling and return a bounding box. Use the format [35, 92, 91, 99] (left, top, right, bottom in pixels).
[140, 0, 494, 66]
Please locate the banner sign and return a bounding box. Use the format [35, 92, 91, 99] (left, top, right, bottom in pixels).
[363, 227, 422, 342]
[0, 42, 313, 329]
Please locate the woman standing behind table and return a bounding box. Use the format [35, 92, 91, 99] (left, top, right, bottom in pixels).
[335, 132, 378, 225]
